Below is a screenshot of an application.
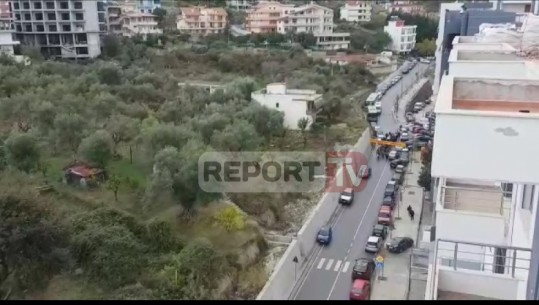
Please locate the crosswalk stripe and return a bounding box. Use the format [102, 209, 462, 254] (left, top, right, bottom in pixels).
[325, 259, 334, 270]
[317, 258, 326, 270]
[334, 260, 342, 272]
[342, 261, 351, 273]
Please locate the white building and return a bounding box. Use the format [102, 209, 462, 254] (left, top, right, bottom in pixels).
[276, 2, 350, 50]
[251, 83, 322, 130]
[121, 11, 162, 37]
[340, 0, 372, 23]
[383, 16, 416, 54]
[227, 0, 258, 11]
[0, 1, 19, 56]
[425, 37, 539, 300]
[489, 0, 539, 14]
[11, 0, 102, 59]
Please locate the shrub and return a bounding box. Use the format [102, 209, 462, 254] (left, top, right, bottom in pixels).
[214, 206, 246, 232]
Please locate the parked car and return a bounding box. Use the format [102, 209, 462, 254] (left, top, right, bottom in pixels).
[352, 258, 375, 281]
[377, 206, 393, 226]
[377, 131, 385, 140]
[392, 172, 403, 185]
[413, 104, 422, 113]
[382, 196, 395, 210]
[365, 236, 383, 253]
[390, 159, 405, 169]
[384, 181, 397, 197]
[399, 152, 410, 166]
[388, 149, 398, 160]
[339, 188, 354, 205]
[400, 132, 410, 141]
[359, 165, 372, 179]
[350, 279, 371, 300]
[372, 224, 388, 239]
[405, 112, 415, 122]
[387, 237, 414, 253]
[317, 226, 333, 245]
[395, 164, 405, 174]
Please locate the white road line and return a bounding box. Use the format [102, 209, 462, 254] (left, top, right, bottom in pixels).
[342, 262, 350, 273]
[317, 258, 326, 270]
[326, 162, 390, 300]
[325, 259, 334, 271]
[333, 260, 342, 272]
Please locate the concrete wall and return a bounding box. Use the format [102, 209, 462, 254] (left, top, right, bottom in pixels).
[436, 209, 507, 245]
[432, 112, 539, 185]
[256, 129, 372, 300]
[437, 267, 524, 299]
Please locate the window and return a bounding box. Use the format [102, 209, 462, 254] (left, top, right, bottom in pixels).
[62, 24, 71, 32]
[16, 25, 22, 32]
[502, 183, 513, 199]
[75, 13, 84, 21]
[525, 4, 531, 12]
[74, 2, 83, 9]
[22, 2, 30, 9]
[76, 47, 88, 55]
[35, 13, 43, 21]
[48, 24, 57, 32]
[24, 24, 32, 32]
[15, 14, 20, 21]
[46, 2, 55, 9]
[59, 2, 69, 9]
[36, 24, 44, 32]
[522, 185, 535, 211]
[24, 13, 31, 21]
[13, 2, 19, 10]
[75, 33, 87, 44]
[276, 103, 279, 108]
[61, 13, 70, 21]
[47, 13, 56, 20]
[49, 34, 60, 44]
[34, 2, 42, 9]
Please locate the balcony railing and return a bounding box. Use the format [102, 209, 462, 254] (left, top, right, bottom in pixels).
[430, 238, 531, 300]
[441, 184, 506, 215]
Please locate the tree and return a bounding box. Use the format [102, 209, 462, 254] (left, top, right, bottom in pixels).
[214, 206, 246, 232]
[107, 173, 122, 202]
[415, 38, 436, 57]
[97, 65, 123, 85]
[106, 114, 139, 156]
[418, 162, 432, 191]
[152, 7, 167, 28]
[239, 104, 284, 141]
[78, 130, 114, 167]
[102, 35, 121, 58]
[366, 30, 392, 53]
[5, 133, 41, 173]
[193, 113, 231, 144]
[52, 113, 85, 153]
[297, 117, 310, 147]
[294, 32, 317, 49]
[210, 120, 262, 152]
[0, 194, 69, 296]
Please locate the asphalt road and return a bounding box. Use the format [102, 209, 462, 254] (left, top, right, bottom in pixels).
[291, 62, 429, 300]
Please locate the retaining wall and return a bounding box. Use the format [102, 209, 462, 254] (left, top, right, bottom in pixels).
[256, 129, 372, 300]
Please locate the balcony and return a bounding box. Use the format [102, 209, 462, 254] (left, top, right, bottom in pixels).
[427, 239, 531, 300]
[435, 178, 511, 245]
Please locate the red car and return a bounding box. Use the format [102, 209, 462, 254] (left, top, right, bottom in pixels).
[349, 279, 371, 300]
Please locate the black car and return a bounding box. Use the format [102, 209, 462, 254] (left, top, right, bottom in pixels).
[372, 224, 388, 239]
[390, 159, 405, 169]
[351, 258, 375, 280]
[392, 172, 403, 185]
[382, 196, 395, 209]
[399, 152, 410, 166]
[387, 237, 414, 253]
[384, 181, 397, 198]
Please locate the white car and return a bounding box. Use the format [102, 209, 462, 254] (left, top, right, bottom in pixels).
[400, 132, 410, 141]
[415, 102, 425, 109]
[365, 236, 383, 253]
[388, 150, 398, 160]
[395, 164, 405, 174]
[377, 131, 385, 140]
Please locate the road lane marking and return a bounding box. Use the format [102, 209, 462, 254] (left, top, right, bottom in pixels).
[325, 259, 334, 270]
[317, 258, 326, 270]
[333, 260, 342, 272]
[342, 262, 350, 273]
[326, 162, 390, 300]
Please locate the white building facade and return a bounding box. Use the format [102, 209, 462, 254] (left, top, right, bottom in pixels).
[425, 37, 539, 300]
[0, 1, 19, 56]
[227, 0, 258, 11]
[383, 16, 416, 54]
[340, 0, 372, 22]
[251, 83, 322, 130]
[489, 0, 539, 14]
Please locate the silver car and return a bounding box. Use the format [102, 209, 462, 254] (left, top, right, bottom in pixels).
[365, 236, 383, 253]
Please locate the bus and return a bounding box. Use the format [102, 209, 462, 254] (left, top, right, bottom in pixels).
[365, 92, 381, 107]
[367, 106, 378, 123]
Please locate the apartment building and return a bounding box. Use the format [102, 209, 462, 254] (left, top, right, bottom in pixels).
[11, 0, 102, 59]
[383, 16, 416, 54]
[340, 0, 372, 22]
[251, 83, 322, 130]
[247, 1, 350, 50]
[105, 1, 161, 37]
[0, 0, 20, 56]
[245, 1, 294, 34]
[227, 0, 258, 11]
[425, 38, 539, 300]
[432, 1, 525, 99]
[176, 6, 228, 36]
[136, 0, 160, 13]
[390, 1, 427, 16]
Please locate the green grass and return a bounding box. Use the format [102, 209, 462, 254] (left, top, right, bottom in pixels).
[108, 158, 148, 188]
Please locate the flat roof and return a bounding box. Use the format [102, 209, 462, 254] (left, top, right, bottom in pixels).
[456, 51, 521, 61]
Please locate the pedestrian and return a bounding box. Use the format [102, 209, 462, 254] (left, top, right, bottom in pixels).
[410, 209, 415, 221]
[407, 205, 412, 213]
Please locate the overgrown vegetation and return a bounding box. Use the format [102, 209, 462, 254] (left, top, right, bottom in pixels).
[0, 31, 374, 299]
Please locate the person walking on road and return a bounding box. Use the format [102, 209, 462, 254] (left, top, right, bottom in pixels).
[409, 209, 415, 221]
